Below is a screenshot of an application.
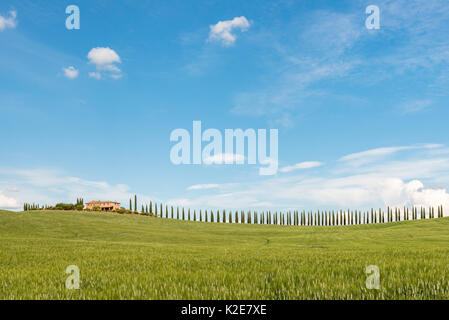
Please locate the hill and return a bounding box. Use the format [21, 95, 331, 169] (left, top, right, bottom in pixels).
[0, 210, 448, 299]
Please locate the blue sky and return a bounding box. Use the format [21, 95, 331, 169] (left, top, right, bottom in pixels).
[1, 0, 449, 212]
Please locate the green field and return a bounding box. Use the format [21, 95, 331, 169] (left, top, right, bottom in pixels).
[0, 209, 448, 299]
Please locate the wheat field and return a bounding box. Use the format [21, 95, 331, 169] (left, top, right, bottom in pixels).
[0, 209, 448, 299]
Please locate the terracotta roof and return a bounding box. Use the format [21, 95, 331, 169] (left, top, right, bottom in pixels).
[86, 201, 120, 204]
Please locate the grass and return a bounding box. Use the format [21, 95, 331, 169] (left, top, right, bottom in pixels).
[0, 210, 448, 299]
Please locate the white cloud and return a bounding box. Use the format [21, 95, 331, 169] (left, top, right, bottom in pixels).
[203, 153, 246, 165]
[280, 161, 323, 173]
[341, 146, 414, 162]
[87, 47, 121, 66]
[62, 66, 78, 79]
[339, 144, 442, 166]
[0, 193, 19, 209]
[87, 47, 122, 79]
[0, 10, 17, 31]
[187, 184, 220, 190]
[398, 99, 433, 114]
[89, 72, 101, 80]
[208, 16, 250, 46]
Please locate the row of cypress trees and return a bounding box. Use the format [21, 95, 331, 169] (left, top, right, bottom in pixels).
[133, 198, 445, 226]
[23, 203, 42, 211]
[23, 195, 446, 226]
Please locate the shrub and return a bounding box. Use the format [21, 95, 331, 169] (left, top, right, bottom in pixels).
[55, 203, 75, 210]
[115, 207, 128, 214]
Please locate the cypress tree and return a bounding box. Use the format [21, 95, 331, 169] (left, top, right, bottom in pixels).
[134, 195, 137, 213]
[188, 208, 191, 221]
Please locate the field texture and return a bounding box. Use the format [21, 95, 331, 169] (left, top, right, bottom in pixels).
[0, 210, 448, 299]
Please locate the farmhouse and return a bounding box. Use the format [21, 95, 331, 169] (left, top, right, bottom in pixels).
[85, 201, 120, 212]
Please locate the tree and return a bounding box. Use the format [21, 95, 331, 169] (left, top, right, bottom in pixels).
[134, 195, 137, 213]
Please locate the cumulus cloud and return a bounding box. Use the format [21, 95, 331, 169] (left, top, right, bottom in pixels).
[87, 47, 121, 66]
[405, 180, 449, 209]
[0, 193, 19, 209]
[62, 66, 78, 79]
[87, 47, 122, 79]
[280, 161, 323, 173]
[208, 16, 250, 46]
[0, 10, 17, 31]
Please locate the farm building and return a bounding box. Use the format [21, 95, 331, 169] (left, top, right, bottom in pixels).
[85, 201, 121, 211]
